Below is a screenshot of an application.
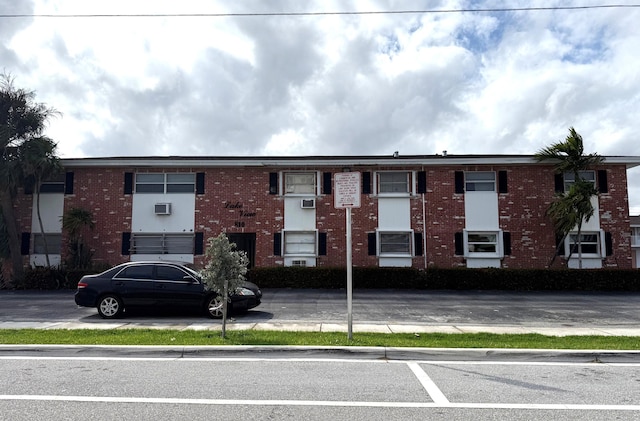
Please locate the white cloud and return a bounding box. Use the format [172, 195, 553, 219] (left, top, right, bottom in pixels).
[2, 0, 640, 212]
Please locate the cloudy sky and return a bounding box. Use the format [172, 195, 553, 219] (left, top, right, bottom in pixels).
[2, 0, 640, 213]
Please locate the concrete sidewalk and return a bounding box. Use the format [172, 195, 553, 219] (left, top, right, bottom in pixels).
[3, 320, 640, 336]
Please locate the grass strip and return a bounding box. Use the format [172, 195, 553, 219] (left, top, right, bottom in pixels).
[0, 329, 638, 349]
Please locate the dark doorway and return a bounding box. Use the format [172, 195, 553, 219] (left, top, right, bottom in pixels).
[228, 233, 256, 268]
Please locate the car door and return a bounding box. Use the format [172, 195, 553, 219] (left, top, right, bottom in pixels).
[153, 264, 205, 308]
[111, 264, 156, 306]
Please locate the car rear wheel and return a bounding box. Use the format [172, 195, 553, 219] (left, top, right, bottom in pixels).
[205, 295, 225, 319]
[97, 295, 124, 319]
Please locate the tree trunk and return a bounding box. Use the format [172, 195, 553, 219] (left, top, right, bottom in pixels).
[0, 188, 24, 284]
[221, 279, 228, 339]
[35, 180, 51, 267]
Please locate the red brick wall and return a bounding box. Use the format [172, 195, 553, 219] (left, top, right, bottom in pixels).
[16, 162, 632, 270]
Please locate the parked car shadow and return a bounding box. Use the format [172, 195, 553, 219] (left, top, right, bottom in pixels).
[78, 307, 274, 322]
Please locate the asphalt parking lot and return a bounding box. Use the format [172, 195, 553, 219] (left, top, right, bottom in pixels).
[1, 289, 640, 335]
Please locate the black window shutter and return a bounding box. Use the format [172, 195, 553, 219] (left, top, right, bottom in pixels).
[554, 174, 564, 193]
[124, 172, 133, 195]
[24, 176, 34, 195]
[20, 232, 30, 255]
[414, 232, 423, 256]
[417, 171, 427, 194]
[454, 171, 464, 194]
[498, 170, 508, 194]
[454, 232, 464, 255]
[503, 231, 511, 255]
[322, 172, 332, 195]
[269, 172, 278, 195]
[194, 232, 204, 255]
[273, 233, 282, 256]
[598, 170, 608, 194]
[318, 232, 327, 256]
[605, 232, 613, 256]
[121, 232, 131, 255]
[367, 232, 377, 255]
[64, 172, 74, 195]
[196, 173, 205, 195]
[362, 172, 371, 194]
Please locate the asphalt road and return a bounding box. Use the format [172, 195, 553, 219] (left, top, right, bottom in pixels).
[1, 288, 640, 329]
[1, 352, 639, 420]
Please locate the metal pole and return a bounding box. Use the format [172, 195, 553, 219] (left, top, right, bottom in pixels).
[346, 206, 353, 340]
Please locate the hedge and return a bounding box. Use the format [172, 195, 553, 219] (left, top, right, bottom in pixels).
[7, 266, 640, 291]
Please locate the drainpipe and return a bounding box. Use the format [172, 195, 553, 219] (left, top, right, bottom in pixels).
[422, 166, 427, 269]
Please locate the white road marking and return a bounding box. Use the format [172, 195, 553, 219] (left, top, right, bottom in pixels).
[407, 362, 449, 404]
[0, 395, 639, 411]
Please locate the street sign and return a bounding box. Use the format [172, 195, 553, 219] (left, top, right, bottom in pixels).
[334, 172, 361, 209]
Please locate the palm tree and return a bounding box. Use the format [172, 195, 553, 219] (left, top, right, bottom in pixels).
[535, 127, 604, 269]
[62, 207, 95, 269]
[20, 136, 61, 267]
[0, 73, 59, 283]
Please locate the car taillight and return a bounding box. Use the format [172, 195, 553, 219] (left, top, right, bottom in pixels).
[77, 282, 88, 289]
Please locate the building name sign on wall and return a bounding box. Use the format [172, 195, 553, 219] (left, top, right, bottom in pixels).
[225, 201, 256, 228]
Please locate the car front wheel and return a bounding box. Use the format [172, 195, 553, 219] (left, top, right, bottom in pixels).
[97, 295, 124, 319]
[205, 295, 226, 319]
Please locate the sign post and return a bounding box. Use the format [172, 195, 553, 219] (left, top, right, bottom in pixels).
[334, 172, 361, 340]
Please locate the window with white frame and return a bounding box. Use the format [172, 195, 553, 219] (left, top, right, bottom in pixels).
[135, 173, 195, 193]
[465, 171, 496, 192]
[33, 233, 62, 254]
[564, 170, 596, 192]
[467, 232, 498, 253]
[283, 231, 317, 255]
[130, 233, 194, 254]
[379, 232, 412, 255]
[378, 172, 410, 194]
[568, 232, 600, 255]
[284, 172, 316, 195]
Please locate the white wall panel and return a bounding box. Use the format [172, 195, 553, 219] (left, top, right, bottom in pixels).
[464, 192, 499, 230]
[31, 194, 64, 233]
[378, 197, 410, 230]
[284, 197, 316, 230]
[132, 194, 195, 233]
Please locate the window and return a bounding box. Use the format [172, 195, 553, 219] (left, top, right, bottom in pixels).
[378, 172, 409, 194]
[39, 174, 66, 193]
[379, 232, 412, 255]
[115, 264, 154, 279]
[465, 172, 495, 192]
[156, 265, 191, 281]
[284, 172, 316, 195]
[569, 233, 600, 255]
[130, 234, 194, 254]
[32, 233, 62, 254]
[564, 170, 596, 192]
[467, 233, 498, 253]
[135, 173, 195, 193]
[283, 231, 317, 255]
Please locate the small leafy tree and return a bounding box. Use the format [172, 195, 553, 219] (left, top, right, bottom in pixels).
[200, 233, 249, 338]
[535, 127, 604, 268]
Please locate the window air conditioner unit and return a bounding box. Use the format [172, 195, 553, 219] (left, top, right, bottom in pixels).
[154, 203, 171, 215]
[301, 199, 315, 209]
[291, 259, 307, 267]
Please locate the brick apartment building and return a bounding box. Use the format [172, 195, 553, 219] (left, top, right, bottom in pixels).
[14, 154, 640, 271]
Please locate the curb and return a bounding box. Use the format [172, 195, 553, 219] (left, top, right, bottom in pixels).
[2, 344, 640, 363]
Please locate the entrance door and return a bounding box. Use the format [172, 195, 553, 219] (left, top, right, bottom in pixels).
[228, 233, 256, 268]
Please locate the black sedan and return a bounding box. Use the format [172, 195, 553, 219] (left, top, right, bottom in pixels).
[75, 261, 261, 319]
